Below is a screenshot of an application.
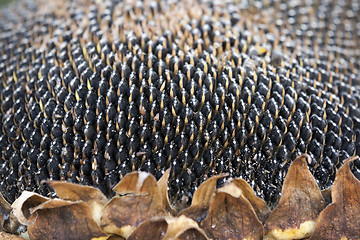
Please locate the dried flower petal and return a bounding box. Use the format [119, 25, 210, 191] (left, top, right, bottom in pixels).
[232, 178, 271, 223]
[321, 187, 332, 205]
[128, 216, 208, 240]
[107, 236, 125, 240]
[201, 183, 264, 240]
[127, 218, 168, 240]
[158, 169, 177, 215]
[11, 191, 48, 225]
[264, 154, 326, 239]
[0, 194, 22, 234]
[100, 172, 168, 238]
[28, 199, 107, 240]
[309, 156, 360, 240]
[112, 171, 158, 195]
[179, 175, 224, 223]
[46, 181, 108, 225]
[0, 232, 25, 240]
[0, 194, 12, 231]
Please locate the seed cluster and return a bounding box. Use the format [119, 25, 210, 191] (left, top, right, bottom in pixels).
[0, 0, 359, 205]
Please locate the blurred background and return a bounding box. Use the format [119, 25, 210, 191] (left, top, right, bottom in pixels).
[0, 0, 16, 8]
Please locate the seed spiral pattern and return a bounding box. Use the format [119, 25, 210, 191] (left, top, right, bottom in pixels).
[0, 0, 359, 206]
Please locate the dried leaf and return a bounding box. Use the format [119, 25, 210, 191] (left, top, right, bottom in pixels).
[264, 154, 326, 240]
[321, 187, 332, 205]
[46, 181, 108, 204]
[128, 216, 208, 240]
[163, 216, 208, 240]
[176, 229, 208, 240]
[201, 183, 264, 240]
[0, 194, 12, 230]
[0, 232, 25, 240]
[28, 199, 107, 240]
[158, 169, 177, 215]
[101, 172, 168, 238]
[106, 236, 125, 240]
[11, 191, 48, 225]
[46, 181, 108, 225]
[191, 175, 224, 207]
[179, 175, 224, 223]
[0, 194, 16, 232]
[127, 217, 169, 240]
[232, 178, 271, 223]
[6, 214, 24, 236]
[0, 195, 24, 235]
[112, 171, 158, 195]
[309, 156, 360, 240]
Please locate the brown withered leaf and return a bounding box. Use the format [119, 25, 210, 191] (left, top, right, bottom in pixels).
[0, 232, 25, 240]
[264, 154, 326, 240]
[101, 172, 169, 239]
[46, 181, 108, 225]
[321, 187, 332, 205]
[0, 203, 24, 236]
[11, 191, 48, 225]
[158, 169, 177, 215]
[310, 156, 360, 240]
[127, 217, 168, 240]
[106, 236, 125, 240]
[107, 236, 125, 240]
[128, 216, 208, 240]
[28, 199, 107, 240]
[167, 216, 208, 240]
[2, 211, 24, 235]
[0, 194, 21, 234]
[112, 171, 159, 195]
[201, 183, 264, 240]
[177, 229, 208, 240]
[232, 178, 271, 223]
[178, 175, 224, 223]
[0, 194, 12, 231]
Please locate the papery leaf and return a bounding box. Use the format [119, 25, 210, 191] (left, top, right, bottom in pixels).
[264, 154, 326, 239]
[176, 229, 208, 240]
[46, 181, 107, 204]
[127, 217, 169, 240]
[101, 172, 168, 238]
[0, 194, 21, 234]
[0, 194, 12, 230]
[162, 216, 208, 240]
[201, 183, 264, 240]
[128, 215, 208, 240]
[106, 236, 125, 240]
[0, 232, 26, 240]
[46, 181, 108, 225]
[321, 187, 332, 205]
[100, 195, 168, 239]
[11, 191, 48, 225]
[28, 199, 107, 240]
[232, 178, 271, 223]
[179, 175, 224, 223]
[113, 171, 159, 195]
[191, 175, 224, 207]
[2, 211, 24, 236]
[158, 169, 177, 215]
[309, 156, 360, 240]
